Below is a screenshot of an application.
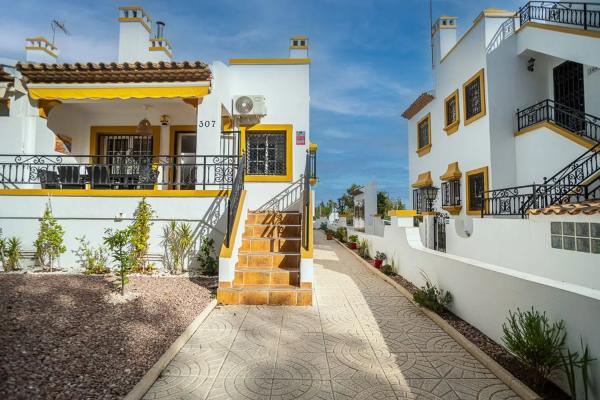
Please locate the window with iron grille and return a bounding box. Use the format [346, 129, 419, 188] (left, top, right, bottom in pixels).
[445, 96, 457, 127]
[465, 77, 482, 120]
[413, 189, 425, 214]
[246, 131, 287, 176]
[417, 118, 429, 149]
[467, 172, 485, 211]
[441, 180, 461, 207]
[98, 134, 153, 174]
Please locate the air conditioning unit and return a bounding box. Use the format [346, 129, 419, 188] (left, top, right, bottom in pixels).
[233, 95, 267, 116]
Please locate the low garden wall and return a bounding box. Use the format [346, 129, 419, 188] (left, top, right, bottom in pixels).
[344, 220, 600, 399]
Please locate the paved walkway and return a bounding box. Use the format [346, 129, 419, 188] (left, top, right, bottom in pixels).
[144, 231, 520, 400]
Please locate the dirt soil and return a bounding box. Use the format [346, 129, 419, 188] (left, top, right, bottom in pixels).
[0, 274, 216, 400]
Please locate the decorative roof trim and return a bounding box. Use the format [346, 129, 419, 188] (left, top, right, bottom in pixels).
[401, 92, 434, 119]
[440, 162, 462, 181]
[529, 199, 600, 216]
[412, 172, 433, 188]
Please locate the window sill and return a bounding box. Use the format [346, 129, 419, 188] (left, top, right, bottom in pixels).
[416, 144, 432, 157]
[245, 175, 292, 183]
[442, 205, 462, 215]
[444, 121, 459, 135]
[464, 110, 486, 126]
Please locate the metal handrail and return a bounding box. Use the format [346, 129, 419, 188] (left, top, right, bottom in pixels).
[519, 1, 600, 30]
[301, 153, 311, 252]
[225, 154, 245, 248]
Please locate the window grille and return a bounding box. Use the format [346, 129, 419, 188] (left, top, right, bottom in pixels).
[418, 119, 429, 148]
[467, 172, 485, 211]
[441, 180, 461, 206]
[465, 77, 482, 119]
[246, 131, 287, 176]
[446, 97, 457, 126]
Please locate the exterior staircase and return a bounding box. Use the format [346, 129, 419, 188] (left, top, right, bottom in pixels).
[216, 210, 313, 305]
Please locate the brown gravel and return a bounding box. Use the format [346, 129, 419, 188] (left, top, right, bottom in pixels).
[0, 274, 216, 400]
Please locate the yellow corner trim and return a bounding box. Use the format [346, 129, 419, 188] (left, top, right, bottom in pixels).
[462, 68, 486, 126]
[229, 58, 311, 65]
[28, 86, 210, 101]
[149, 46, 173, 58]
[219, 190, 247, 258]
[25, 46, 58, 59]
[118, 17, 151, 33]
[465, 166, 489, 215]
[301, 190, 313, 259]
[0, 189, 230, 197]
[289, 45, 308, 50]
[241, 124, 293, 182]
[412, 171, 433, 188]
[519, 21, 600, 39]
[89, 126, 161, 156]
[515, 121, 597, 150]
[388, 210, 417, 217]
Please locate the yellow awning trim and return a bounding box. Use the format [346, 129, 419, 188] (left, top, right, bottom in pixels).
[411, 171, 433, 188]
[28, 85, 210, 101]
[440, 162, 462, 181]
[388, 210, 417, 217]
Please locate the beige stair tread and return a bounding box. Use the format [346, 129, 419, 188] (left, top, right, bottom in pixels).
[245, 223, 301, 227]
[248, 211, 300, 214]
[235, 267, 300, 273]
[239, 251, 300, 256]
[243, 236, 301, 240]
[227, 284, 309, 291]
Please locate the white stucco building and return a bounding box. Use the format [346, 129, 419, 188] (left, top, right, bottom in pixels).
[0, 6, 317, 305]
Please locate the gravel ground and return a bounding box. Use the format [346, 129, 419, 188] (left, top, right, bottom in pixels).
[0, 274, 216, 400]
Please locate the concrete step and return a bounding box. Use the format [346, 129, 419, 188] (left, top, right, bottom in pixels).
[240, 237, 301, 253]
[243, 224, 301, 239]
[234, 268, 300, 286]
[237, 252, 300, 269]
[246, 212, 301, 225]
[217, 284, 312, 305]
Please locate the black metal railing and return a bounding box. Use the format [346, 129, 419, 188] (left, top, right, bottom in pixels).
[225, 155, 245, 248]
[517, 99, 600, 144]
[0, 154, 241, 190]
[301, 153, 312, 252]
[482, 142, 600, 217]
[519, 1, 600, 30]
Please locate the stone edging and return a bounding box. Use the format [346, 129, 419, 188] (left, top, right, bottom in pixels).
[124, 299, 218, 400]
[331, 237, 541, 400]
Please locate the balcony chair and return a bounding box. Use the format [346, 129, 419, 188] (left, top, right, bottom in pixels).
[38, 169, 60, 189]
[57, 166, 85, 189]
[87, 165, 112, 189]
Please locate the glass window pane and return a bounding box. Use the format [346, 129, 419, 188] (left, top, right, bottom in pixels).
[591, 223, 600, 238]
[576, 237, 590, 253]
[591, 239, 600, 254]
[563, 222, 575, 236]
[576, 223, 589, 237]
[246, 131, 286, 176]
[551, 235, 563, 249]
[563, 236, 575, 251]
[551, 222, 562, 235]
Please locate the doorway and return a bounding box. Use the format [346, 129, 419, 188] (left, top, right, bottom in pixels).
[174, 131, 197, 190]
[553, 60, 585, 132]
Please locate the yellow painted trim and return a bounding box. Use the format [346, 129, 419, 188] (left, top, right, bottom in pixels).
[443, 89, 460, 135]
[28, 86, 210, 101]
[37, 99, 62, 119]
[443, 205, 462, 215]
[229, 58, 311, 65]
[241, 124, 293, 182]
[416, 113, 431, 156]
[388, 209, 417, 217]
[289, 45, 308, 50]
[514, 121, 597, 150]
[149, 46, 173, 58]
[412, 171, 433, 188]
[440, 161, 462, 181]
[462, 68, 486, 126]
[290, 35, 308, 40]
[465, 166, 489, 215]
[118, 17, 151, 33]
[518, 21, 600, 39]
[309, 143, 318, 152]
[89, 126, 161, 157]
[26, 36, 55, 46]
[0, 189, 230, 197]
[422, 211, 437, 216]
[301, 190, 314, 259]
[219, 190, 247, 258]
[25, 46, 58, 59]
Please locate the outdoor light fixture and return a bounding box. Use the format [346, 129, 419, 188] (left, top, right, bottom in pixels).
[136, 105, 153, 135]
[527, 57, 535, 72]
[422, 186, 439, 212]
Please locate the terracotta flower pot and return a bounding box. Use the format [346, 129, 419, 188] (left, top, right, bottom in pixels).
[350, 242, 358, 250]
[373, 259, 383, 268]
[326, 233, 333, 240]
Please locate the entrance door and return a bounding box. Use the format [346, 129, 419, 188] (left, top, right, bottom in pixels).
[553, 61, 585, 132]
[175, 132, 197, 190]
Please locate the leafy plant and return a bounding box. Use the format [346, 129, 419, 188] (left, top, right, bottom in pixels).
[162, 221, 194, 274]
[104, 227, 134, 296]
[348, 235, 358, 244]
[0, 230, 5, 271]
[561, 337, 595, 399]
[5, 237, 22, 272]
[375, 251, 387, 261]
[130, 198, 155, 273]
[34, 204, 66, 271]
[335, 227, 347, 242]
[358, 239, 370, 259]
[501, 307, 566, 387]
[380, 264, 394, 275]
[413, 272, 452, 313]
[319, 222, 328, 231]
[197, 236, 218, 276]
[73, 236, 110, 275]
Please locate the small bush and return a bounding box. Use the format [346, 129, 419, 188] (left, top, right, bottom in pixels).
[34, 204, 66, 271]
[380, 264, 394, 275]
[502, 307, 566, 387]
[413, 272, 452, 313]
[104, 227, 134, 296]
[319, 222, 328, 231]
[348, 235, 358, 244]
[357, 239, 370, 259]
[335, 227, 347, 242]
[198, 236, 218, 276]
[73, 236, 110, 275]
[4, 236, 22, 272]
[162, 221, 194, 274]
[130, 198, 155, 273]
[375, 251, 387, 261]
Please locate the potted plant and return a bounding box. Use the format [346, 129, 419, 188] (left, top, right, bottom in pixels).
[326, 229, 334, 240]
[335, 227, 347, 242]
[374, 251, 387, 269]
[348, 235, 358, 250]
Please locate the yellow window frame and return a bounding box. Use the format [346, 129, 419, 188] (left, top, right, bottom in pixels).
[462, 68, 486, 126]
[465, 166, 489, 215]
[443, 89, 460, 135]
[416, 113, 431, 157]
[241, 124, 293, 182]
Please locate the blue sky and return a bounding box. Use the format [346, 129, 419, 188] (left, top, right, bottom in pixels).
[0, 0, 522, 204]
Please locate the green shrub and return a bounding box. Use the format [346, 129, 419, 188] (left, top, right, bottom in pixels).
[375, 251, 387, 261]
[357, 239, 370, 259]
[335, 227, 347, 242]
[162, 221, 194, 274]
[197, 236, 218, 276]
[501, 307, 565, 387]
[34, 204, 66, 271]
[413, 272, 452, 313]
[319, 222, 328, 231]
[348, 235, 358, 244]
[4, 236, 22, 272]
[104, 227, 134, 295]
[130, 198, 155, 273]
[380, 264, 394, 275]
[73, 236, 110, 275]
[561, 337, 595, 399]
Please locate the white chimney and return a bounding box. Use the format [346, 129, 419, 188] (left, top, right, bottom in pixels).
[148, 21, 173, 62]
[118, 6, 152, 63]
[431, 16, 457, 68]
[25, 37, 59, 63]
[289, 36, 309, 59]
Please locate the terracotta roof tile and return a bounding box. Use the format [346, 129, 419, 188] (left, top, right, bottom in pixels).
[0, 69, 13, 82]
[401, 91, 434, 119]
[529, 199, 600, 216]
[17, 61, 212, 84]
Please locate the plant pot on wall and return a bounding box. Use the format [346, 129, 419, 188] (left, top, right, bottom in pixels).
[350, 242, 358, 250]
[373, 259, 383, 268]
[326, 232, 333, 240]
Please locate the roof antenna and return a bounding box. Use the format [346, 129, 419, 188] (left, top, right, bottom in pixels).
[429, 0, 434, 69]
[50, 19, 69, 45]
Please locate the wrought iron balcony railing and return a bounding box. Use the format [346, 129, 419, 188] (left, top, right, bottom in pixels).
[517, 99, 600, 144]
[519, 1, 600, 30]
[0, 154, 241, 190]
[224, 155, 245, 247]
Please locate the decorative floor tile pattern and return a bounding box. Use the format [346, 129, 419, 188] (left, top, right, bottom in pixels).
[144, 232, 521, 399]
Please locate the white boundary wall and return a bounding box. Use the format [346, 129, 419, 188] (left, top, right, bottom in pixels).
[345, 217, 600, 398]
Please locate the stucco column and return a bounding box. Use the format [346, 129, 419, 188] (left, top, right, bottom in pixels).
[422, 213, 436, 249]
[159, 121, 170, 190]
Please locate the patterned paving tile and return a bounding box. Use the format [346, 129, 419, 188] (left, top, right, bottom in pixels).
[206, 377, 273, 400]
[331, 378, 398, 400]
[428, 353, 498, 379]
[143, 374, 215, 400]
[392, 379, 459, 399]
[271, 379, 335, 400]
[378, 352, 442, 380]
[278, 331, 326, 353]
[162, 347, 228, 377]
[274, 351, 330, 380]
[446, 378, 521, 400]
